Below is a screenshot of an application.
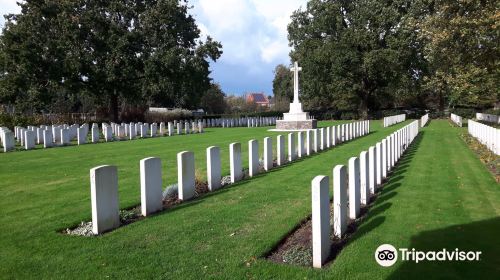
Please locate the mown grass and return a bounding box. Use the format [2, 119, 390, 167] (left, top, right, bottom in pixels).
[0, 120, 498, 279]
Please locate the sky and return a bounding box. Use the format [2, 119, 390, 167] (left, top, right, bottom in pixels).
[0, 0, 308, 96]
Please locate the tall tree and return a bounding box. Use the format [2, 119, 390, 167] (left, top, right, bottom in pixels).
[200, 83, 226, 114]
[414, 0, 499, 110]
[288, 0, 424, 117]
[272, 64, 293, 100]
[0, 0, 222, 120]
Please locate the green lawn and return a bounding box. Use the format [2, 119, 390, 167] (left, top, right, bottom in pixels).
[0, 120, 498, 279]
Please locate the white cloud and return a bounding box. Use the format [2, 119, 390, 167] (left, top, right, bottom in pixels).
[191, 0, 307, 71]
[0, 0, 22, 29]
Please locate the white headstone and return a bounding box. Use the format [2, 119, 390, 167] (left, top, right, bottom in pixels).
[332, 126, 337, 146]
[207, 146, 221, 191]
[325, 126, 332, 148]
[264, 137, 273, 171]
[103, 126, 112, 142]
[159, 122, 166, 135]
[288, 133, 296, 161]
[306, 129, 313, 156]
[319, 128, 325, 150]
[248, 139, 259, 177]
[140, 157, 163, 216]
[177, 151, 195, 200]
[36, 128, 43, 144]
[77, 127, 87, 145]
[297, 132, 305, 158]
[2, 131, 14, 152]
[391, 134, 396, 168]
[167, 122, 174, 136]
[277, 135, 285, 166]
[90, 165, 120, 234]
[311, 175, 331, 268]
[376, 142, 382, 185]
[313, 129, 320, 153]
[368, 146, 376, 194]
[24, 130, 35, 150]
[43, 130, 53, 148]
[348, 157, 360, 219]
[52, 126, 61, 143]
[61, 129, 70, 145]
[92, 124, 99, 143]
[382, 139, 388, 178]
[230, 143, 242, 183]
[359, 151, 369, 205]
[333, 165, 347, 238]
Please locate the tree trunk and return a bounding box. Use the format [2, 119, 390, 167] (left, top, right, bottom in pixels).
[110, 89, 119, 122]
[358, 92, 369, 120]
[438, 90, 445, 112]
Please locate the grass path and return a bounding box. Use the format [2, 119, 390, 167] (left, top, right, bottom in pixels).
[0, 120, 498, 279]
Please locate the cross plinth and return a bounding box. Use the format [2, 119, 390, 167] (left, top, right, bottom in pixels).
[274, 60, 317, 130]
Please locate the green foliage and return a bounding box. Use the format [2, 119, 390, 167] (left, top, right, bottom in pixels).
[481, 109, 499, 116]
[0, 0, 222, 120]
[282, 246, 312, 266]
[200, 83, 226, 114]
[287, 0, 424, 117]
[284, 0, 498, 115]
[415, 0, 499, 110]
[450, 108, 476, 119]
[0, 113, 35, 129]
[272, 64, 293, 100]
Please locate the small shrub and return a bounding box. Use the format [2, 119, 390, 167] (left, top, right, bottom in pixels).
[282, 246, 312, 266]
[162, 184, 178, 200]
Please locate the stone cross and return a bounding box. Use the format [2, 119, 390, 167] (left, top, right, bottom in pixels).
[290, 61, 302, 104]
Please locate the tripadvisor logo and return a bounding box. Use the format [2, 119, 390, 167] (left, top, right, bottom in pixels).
[375, 244, 482, 267]
[375, 244, 398, 267]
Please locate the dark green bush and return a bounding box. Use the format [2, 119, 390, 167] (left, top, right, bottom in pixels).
[480, 108, 499, 116]
[450, 108, 476, 119]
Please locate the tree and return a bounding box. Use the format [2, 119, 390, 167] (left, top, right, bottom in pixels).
[272, 64, 293, 101]
[0, 0, 222, 121]
[414, 0, 499, 110]
[288, 0, 425, 117]
[200, 83, 226, 114]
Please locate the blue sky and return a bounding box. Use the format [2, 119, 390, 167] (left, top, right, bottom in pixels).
[0, 0, 307, 96]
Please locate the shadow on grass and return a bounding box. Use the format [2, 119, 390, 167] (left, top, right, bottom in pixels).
[387, 217, 500, 279]
[337, 131, 426, 255]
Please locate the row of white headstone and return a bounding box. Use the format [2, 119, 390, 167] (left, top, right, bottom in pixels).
[311, 120, 420, 268]
[450, 113, 463, 127]
[1, 120, 204, 152]
[383, 114, 406, 127]
[0, 127, 15, 152]
[103, 120, 204, 142]
[420, 113, 429, 127]
[203, 116, 278, 128]
[88, 121, 370, 234]
[10, 124, 84, 151]
[476, 113, 500, 125]
[468, 120, 500, 155]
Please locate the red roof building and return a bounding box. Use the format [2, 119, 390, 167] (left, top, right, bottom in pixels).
[246, 92, 270, 107]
